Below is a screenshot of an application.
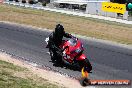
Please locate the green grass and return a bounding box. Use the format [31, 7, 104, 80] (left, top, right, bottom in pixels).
[0, 60, 61, 88]
[0, 60, 26, 71]
[5, 5, 132, 28]
[3, 4, 131, 28]
[0, 72, 58, 88]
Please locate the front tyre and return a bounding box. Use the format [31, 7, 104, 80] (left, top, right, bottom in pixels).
[79, 59, 92, 73]
[80, 78, 91, 86]
[84, 59, 92, 73]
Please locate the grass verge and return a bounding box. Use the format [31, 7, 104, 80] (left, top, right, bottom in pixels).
[0, 60, 62, 88]
[0, 4, 132, 45]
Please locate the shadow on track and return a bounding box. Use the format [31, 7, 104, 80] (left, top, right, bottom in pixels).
[49, 55, 81, 72]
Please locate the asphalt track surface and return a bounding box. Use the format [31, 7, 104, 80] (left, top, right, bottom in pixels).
[0, 22, 132, 87]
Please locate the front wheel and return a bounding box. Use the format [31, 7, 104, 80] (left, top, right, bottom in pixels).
[79, 59, 92, 73]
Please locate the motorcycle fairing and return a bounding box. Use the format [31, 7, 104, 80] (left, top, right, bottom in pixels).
[76, 53, 86, 60]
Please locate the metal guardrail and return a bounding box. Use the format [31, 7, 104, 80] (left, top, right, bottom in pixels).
[3, 1, 45, 9]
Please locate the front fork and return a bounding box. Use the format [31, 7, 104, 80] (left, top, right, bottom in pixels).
[78, 58, 92, 73]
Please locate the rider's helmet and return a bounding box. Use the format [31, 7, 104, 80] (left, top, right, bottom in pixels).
[55, 24, 64, 35]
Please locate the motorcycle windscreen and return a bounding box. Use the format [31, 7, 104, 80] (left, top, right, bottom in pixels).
[68, 38, 77, 46]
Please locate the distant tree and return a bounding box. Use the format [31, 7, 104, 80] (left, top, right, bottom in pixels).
[22, 0, 26, 3]
[14, 0, 19, 2]
[42, 1, 46, 6]
[28, 0, 34, 4]
[110, 0, 126, 4]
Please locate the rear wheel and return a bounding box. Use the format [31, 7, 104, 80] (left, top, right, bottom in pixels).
[49, 49, 57, 61]
[49, 50, 53, 59]
[49, 49, 63, 66]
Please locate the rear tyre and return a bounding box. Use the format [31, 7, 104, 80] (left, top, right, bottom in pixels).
[49, 49, 54, 61]
[49, 49, 58, 62]
[50, 49, 63, 66]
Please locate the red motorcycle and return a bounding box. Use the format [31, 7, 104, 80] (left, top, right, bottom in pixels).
[45, 36, 92, 72]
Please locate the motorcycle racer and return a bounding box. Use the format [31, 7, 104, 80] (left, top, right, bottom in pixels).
[45, 24, 92, 73]
[47, 24, 73, 52]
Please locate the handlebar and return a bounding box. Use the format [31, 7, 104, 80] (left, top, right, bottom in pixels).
[72, 36, 78, 40]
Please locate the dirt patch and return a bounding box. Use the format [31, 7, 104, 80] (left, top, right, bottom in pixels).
[0, 52, 84, 88]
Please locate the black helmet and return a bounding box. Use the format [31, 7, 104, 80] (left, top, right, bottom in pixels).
[55, 24, 64, 35]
